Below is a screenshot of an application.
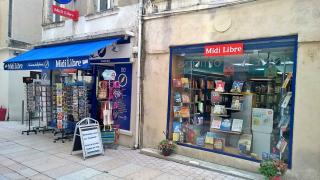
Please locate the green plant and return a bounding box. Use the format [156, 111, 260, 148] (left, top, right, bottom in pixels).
[259, 160, 287, 179]
[158, 139, 176, 156]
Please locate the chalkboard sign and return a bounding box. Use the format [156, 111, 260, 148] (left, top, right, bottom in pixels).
[71, 118, 104, 159]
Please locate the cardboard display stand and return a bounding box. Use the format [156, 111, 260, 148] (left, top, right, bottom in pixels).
[71, 118, 104, 160]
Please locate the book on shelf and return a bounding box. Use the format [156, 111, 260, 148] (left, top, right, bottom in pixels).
[211, 117, 222, 129]
[212, 105, 226, 115]
[230, 81, 244, 93]
[282, 73, 292, 89]
[173, 121, 181, 132]
[180, 106, 190, 118]
[220, 119, 232, 131]
[215, 80, 225, 92]
[173, 78, 182, 88]
[181, 78, 190, 88]
[238, 134, 252, 153]
[200, 79, 205, 89]
[173, 106, 181, 118]
[276, 137, 288, 153]
[211, 91, 222, 104]
[193, 113, 203, 125]
[182, 93, 190, 103]
[214, 138, 225, 150]
[174, 92, 182, 103]
[205, 132, 214, 145]
[231, 96, 242, 110]
[231, 119, 243, 132]
[207, 80, 214, 89]
[198, 102, 204, 113]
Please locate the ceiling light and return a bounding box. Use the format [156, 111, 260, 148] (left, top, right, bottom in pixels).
[233, 63, 254, 66]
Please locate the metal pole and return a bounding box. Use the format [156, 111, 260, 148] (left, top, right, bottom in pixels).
[22, 100, 24, 124]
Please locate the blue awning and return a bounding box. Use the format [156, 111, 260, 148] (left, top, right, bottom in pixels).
[3, 38, 119, 70]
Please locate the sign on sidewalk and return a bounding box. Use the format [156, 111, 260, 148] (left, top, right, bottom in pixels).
[71, 118, 104, 160]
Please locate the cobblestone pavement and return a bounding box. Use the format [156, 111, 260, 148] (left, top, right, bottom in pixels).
[0, 121, 244, 180]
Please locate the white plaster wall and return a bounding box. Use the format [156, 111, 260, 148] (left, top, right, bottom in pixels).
[0, 50, 9, 112]
[42, 4, 139, 42]
[11, 0, 42, 44]
[143, 0, 320, 179]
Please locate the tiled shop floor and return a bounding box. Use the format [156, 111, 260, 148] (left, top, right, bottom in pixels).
[0, 121, 244, 180]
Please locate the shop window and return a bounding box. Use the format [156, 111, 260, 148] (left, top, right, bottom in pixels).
[168, 36, 297, 167]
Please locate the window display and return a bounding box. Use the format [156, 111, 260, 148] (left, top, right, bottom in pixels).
[169, 37, 296, 166]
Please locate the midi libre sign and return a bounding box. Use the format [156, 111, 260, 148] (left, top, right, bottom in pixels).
[52, 0, 79, 21]
[204, 43, 244, 57]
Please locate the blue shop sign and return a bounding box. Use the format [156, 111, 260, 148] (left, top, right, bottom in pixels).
[4, 58, 90, 70]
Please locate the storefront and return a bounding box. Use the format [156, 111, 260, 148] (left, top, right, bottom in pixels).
[3, 37, 137, 146]
[142, 1, 320, 178]
[167, 35, 297, 168]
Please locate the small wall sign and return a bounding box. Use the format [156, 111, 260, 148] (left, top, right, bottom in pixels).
[52, 5, 79, 21]
[204, 43, 244, 57]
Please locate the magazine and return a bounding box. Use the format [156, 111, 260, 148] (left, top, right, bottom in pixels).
[215, 80, 225, 92]
[211, 91, 222, 104]
[182, 93, 190, 103]
[231, 96, 242, 110]
[230, 81, 244, 93]
[173, 78, 182, 88]
[180, 106, 190, 118]
[181, 78, 190, 88]
[173, 106, 181, 118]
[220, 119, 232, 131]
[231, 119, 243, 132]
[211, 117, 222, 129]
[174, 92, 182, 103]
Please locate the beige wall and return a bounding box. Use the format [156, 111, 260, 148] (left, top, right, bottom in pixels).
[142, 0, 320, 179]
[0, 0, 8, 47]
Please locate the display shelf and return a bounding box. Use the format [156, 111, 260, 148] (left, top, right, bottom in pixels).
[216, 114, 230, 118]
[219, 92, 244, 96]
[250, 78, 274, 81]
[225, 107, 241, 111]
[212, 129, 242, 135]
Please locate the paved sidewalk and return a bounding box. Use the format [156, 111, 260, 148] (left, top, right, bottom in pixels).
[0, 121, 244, 180]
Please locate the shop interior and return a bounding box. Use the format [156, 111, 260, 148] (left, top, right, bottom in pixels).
[169, 43, 295, 166]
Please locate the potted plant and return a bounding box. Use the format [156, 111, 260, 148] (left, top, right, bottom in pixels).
[158, 139, 176, 156]
[259, 159, 287, 180]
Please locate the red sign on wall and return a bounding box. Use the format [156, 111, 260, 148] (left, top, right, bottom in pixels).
[52, 5, 79, 21]
[204, 43, 244, 57]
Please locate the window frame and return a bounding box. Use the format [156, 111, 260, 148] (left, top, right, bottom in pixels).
[166, 35, 298, 168]
[96, 0, 113, 12]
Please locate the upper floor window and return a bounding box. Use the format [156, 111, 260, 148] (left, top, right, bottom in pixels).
[52, 1, 64, 23]
[96, 0, 113, 12]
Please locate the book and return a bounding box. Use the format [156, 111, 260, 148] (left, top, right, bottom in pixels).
[231, 96, 242, 110]
[173, 121, 181, 132]
[181, 78, 190, 88]
[193, 113, 203, 125]
[207, 80, 215, 89]
[220, 119, 232, 131]
[230, 81, 244, 93]
[196, 137, 205, 147]
[276, 137, 288, 153]
[231, 119, 243, 132]
[212, 105, 226, 115]
[205, 132, 214, 145]
[182, 93, 190, 103]
[211, 117, 222, 129]
[180, 106, 190, 118]
[173, 106, 181, 118]
[215, 80, 225, 92]
[174, 92, 182, 103]
[211, 91, 222, 104]
[282, 73, 292, 89]
[173, 78, 182, 88]
[238, 134, 252, 152]
[214, 138, 225, 150]
[172, 133, 180, 141]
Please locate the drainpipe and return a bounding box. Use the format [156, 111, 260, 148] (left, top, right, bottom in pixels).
[134, 0, 143, 149]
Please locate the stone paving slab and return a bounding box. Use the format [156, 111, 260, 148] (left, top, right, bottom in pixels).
[0, 121, 247, 180]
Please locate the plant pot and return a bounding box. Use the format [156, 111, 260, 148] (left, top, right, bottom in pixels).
[270, 176, 281, 180]
[161, 149, 173, 156]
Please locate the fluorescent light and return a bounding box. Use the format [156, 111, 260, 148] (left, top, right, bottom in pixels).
[281, 61, 294, 65]
[233, 63, 254, 66]
[256, 68, 265, 71]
